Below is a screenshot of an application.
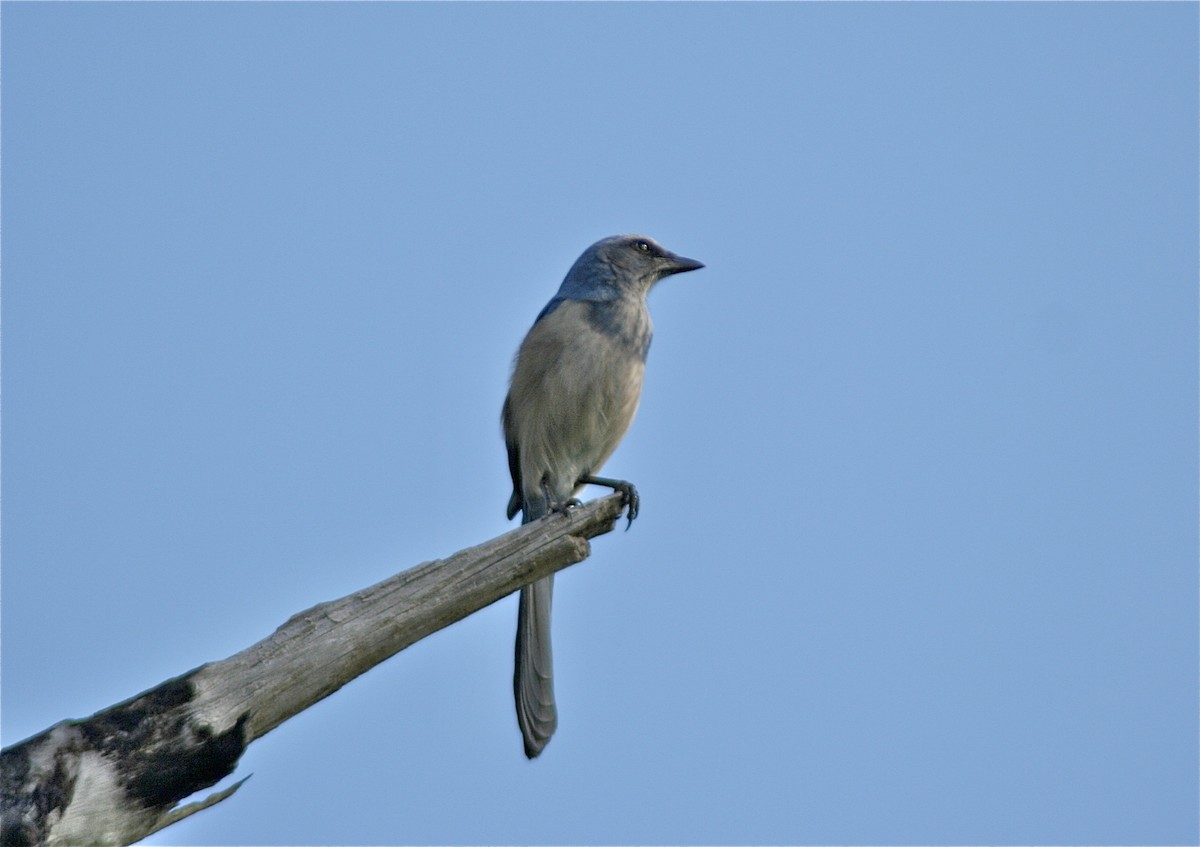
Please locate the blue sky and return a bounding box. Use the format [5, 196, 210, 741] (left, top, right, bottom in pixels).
[3, 2, 1196, 844]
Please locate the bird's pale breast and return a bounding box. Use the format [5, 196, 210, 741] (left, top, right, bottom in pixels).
[507, 298, 648, 504]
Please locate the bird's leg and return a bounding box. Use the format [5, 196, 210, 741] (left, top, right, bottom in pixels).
[578, 475, 639, 530]
[543, 478, 582, 518]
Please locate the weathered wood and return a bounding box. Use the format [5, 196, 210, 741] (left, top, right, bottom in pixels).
[1, 494, 629, 847]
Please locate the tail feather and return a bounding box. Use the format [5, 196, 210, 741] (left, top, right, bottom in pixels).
[515, 575, 556, 758]
[511, 492, 556, 757]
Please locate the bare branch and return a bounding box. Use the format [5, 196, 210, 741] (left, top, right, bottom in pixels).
[1, 494, 629, 847]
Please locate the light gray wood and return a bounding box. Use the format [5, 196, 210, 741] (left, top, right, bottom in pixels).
[1, 494, 629, 846]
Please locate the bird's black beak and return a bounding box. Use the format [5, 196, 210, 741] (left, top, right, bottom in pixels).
[662, 253, 705, 276]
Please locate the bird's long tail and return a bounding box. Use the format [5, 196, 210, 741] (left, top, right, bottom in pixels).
[515, 574, 556, 758]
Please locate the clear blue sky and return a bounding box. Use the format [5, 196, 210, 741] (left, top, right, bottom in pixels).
[3, 3, 1196, 844]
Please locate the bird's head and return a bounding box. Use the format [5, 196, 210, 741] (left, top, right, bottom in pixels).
[557, 234, 704, 302]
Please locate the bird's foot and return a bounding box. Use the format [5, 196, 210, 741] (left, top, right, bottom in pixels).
[551, 497, 584, 518]
[579, 475, 639, 530]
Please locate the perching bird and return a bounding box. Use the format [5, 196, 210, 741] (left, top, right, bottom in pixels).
[502, 234, 704, 758]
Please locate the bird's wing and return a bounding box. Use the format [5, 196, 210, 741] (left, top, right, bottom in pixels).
[502, 395, 523, 520]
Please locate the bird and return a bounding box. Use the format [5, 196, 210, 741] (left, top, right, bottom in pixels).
[502, 233, 704, 758]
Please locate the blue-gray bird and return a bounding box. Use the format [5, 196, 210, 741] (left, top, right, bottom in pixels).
[502, 234, 704, 758]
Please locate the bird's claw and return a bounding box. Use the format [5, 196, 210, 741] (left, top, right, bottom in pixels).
[617, 483, 639, 530]
[552, 498, 584, 518]
[594, 480, 638, 529]
[572, 475, 640, 530]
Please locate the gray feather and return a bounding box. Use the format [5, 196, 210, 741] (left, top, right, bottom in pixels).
[514, 576, 556, 758]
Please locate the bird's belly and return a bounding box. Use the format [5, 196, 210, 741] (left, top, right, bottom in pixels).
[517, 339, 645, 501]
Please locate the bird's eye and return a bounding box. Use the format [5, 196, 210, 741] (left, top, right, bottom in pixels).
[634, 240, 651, 253]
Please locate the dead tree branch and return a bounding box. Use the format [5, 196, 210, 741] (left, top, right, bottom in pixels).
[1, 494, 629, 847]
